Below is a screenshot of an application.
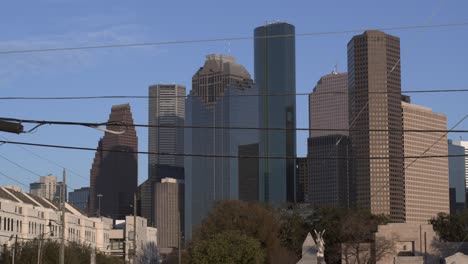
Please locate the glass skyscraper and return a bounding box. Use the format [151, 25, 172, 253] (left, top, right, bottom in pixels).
[254, 22, 296, 203]
[185, 54, 258, 239]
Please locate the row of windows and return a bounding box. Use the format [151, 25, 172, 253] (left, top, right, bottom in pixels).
[1, 217, 22, 233]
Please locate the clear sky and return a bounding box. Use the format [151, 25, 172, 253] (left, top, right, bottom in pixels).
[0, 0, 467, 191]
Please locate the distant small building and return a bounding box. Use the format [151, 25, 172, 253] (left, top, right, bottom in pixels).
[29, 175, 65, 203]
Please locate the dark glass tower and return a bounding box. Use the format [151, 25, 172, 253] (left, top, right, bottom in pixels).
[254, 22, 296, 203]
[88, 104, 138, 219]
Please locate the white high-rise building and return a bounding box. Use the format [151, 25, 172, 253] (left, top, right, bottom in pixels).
[452, 141, 468, 205]
[29, 175, 64, 202]
[148, 84, 186, 177]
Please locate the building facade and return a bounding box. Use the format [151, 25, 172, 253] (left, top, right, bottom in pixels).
[185, 54, 258, 239]
[88, 104, 138, 219]
[309, 71, 348, 138]
[0, 186, 112, 254]
[448, 140, 466, 213]
[295, 157, 309, 203]
[452, 141, 468, 207]
[29, 175, 64, 203]
[155, 178, 184, 249]
[255, 22, 296, 203]
[307, 135, 350, 207]
[347, 30, 405, 222]
[68, 187, 89, 212]
[238, 143, 260, 202]
[402, 101, 449, 223]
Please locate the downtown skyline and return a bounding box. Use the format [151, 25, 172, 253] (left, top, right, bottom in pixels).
[0, 1, 467, 195]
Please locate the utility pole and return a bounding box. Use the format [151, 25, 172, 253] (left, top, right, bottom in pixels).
[59, 169, 66, 264]
[133, 193, 137, 264]
[12, 234, 17, 264]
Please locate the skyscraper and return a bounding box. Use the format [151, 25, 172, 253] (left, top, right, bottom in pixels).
[452, 141, 468, 207]
[402, 101, 449, 222]
[448, 140, 466, 213]
[238, 143, 259, 202]
[88, 104, 138, 219]
[68, 187, 90, 212]
[295, 157, 309, 203]
[347, 30, 405, 222]
[185, 54, 258, 239]
[307, 71, 350, 207]
[141, 84, 186, 226]
[155, 178, 184, 249]
[255, 22, 296, 203]
[308, 135, 351, 207]
[29, 175, 60, 201]
[309, 71, 348, 138]
[148, 84, 185, 176]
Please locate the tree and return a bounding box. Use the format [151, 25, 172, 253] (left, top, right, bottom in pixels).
[191, 230, 265, 264]
[278, 210, 310, 258]
[191, 200, 296, 264]
[138, 241, 160, 264]
[2, 240, 123, 264]
[430, 211, 468, 242]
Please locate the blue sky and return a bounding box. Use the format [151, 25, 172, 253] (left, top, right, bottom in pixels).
[0, 0, 467, 191]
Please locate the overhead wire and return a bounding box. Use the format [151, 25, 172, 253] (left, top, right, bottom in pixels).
[1, 117, 467, 133]
[0, 22, 467, 55]
[0, 139, 467, 160]
[1, 89, 468, 101]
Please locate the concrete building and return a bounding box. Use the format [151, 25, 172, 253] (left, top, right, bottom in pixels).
[308, 135, 350, 207]
[68, 187, 89, 213]
[0, 186, 112, 253]
[452, 141, 468, 206]
[448, 140, 466, 213]
[155, 178, 184, 249]
[309, 71, 348, 138]
[255, 22, 296, 203]
[110, 216, 158, 263]
[88, 104, 138, 219]
[185, 54, 258, 239]
[29, 175, 64, 203]
[402, 101, 449, 223]
[347, 30, 405, 222]
[142, 84, 186, 227]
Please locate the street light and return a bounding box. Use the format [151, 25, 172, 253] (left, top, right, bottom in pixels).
[97, 194, 103, 218]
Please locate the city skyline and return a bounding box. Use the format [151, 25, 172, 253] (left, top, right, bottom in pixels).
[1, 1, 466, 190]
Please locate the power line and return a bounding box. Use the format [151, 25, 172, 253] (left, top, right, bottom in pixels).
[0, 153, 76, 191]
[0, 170, 29, 188]
[1, 89, 468, 101]
[0, 139, 466, 160]
[1, 117, 467, 133]
[0, 22, 467, 55]
[1, 135, 88, 182]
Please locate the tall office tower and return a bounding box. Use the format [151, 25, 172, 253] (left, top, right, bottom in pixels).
[238, 143, 259, 202]
[295, 157, 309, 203]
[155, 178, 184, 249]
[452, 141, 468, 207]
[148, 84, 186, 176]
[309, 71, 348, 138]
[185, 54, 258, 239]
[29, 175, 65, 203]
[347, 30, 405, 222]
[308, 136, 351, 207]
[255, 22, 296, 203]
[402, 101, 449, 222]
[68, 187, 90, 212]
[88, 104, 138, 219]
[307, 71, 350, 207]
[142, 84, 186, 226]
[448, 140, 466, 214]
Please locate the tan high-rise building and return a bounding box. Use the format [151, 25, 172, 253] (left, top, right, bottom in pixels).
[347, 30, 405, 222]
[402, 101, 449, 223]
[155, 178, 184, 249]
[309, 71, 348, 138]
